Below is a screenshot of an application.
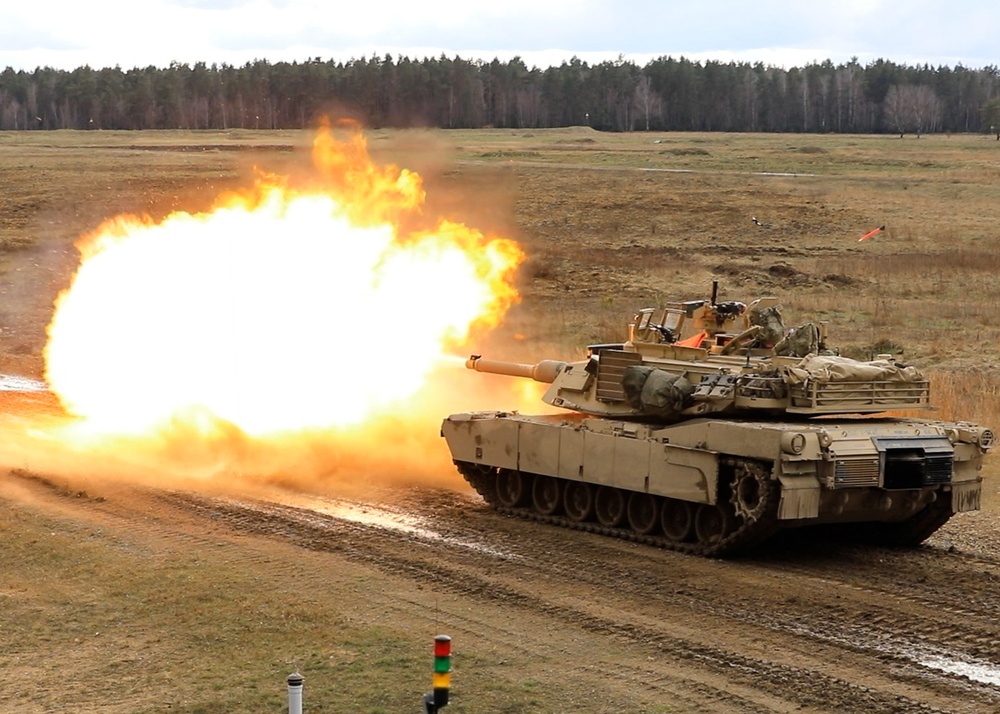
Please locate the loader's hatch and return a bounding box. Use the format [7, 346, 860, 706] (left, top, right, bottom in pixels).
[872, 436, 953, 489]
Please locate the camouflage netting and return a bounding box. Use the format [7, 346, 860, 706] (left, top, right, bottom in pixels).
[622, 366, 695, 418]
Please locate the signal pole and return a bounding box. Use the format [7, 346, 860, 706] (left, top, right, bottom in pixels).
[423, 635, 451, 714]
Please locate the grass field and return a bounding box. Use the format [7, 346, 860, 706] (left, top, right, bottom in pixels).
[1, 127, 999, 712]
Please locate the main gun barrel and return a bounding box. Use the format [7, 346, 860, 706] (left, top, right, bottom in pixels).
[465, 355, 566, 384]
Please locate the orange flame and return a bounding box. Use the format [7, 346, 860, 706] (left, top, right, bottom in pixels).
[44, 123, 523, 439]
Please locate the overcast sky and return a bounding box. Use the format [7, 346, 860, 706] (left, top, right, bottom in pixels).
[1, 0, 996, 73]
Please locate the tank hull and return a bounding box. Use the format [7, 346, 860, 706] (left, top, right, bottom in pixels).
[442, 411, 986, 556]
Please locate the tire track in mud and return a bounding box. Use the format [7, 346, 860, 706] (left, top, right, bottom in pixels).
[160, 491, 790, 713]
[519, 522, 1000, 709]
[418, 490, 1000, 700]
[30, 478, 996, 713]
[737, 541, 1000, 669]
[164, 489, 1000, 714]
[387, 588, 788, 714]
[441, 489, 1000, 697]
[527, 541, 1000, 712]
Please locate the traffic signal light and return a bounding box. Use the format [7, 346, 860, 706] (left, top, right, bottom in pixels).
[432, 634, 451, 709]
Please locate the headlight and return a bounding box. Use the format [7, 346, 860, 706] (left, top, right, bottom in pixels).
[781, 432, 806, 455]
[980, 429, 995, 450]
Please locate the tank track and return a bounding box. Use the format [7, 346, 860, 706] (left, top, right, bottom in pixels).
[456, 460, 780, 558]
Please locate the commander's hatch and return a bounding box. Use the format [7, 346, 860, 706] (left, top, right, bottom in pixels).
[631, 302, 704, 344]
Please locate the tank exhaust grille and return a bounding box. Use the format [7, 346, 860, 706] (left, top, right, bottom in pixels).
[919, 454, 953, 483]
[834, 458, 879, 487]
[596, 350, 642, 403]
[882, 451, 953, 489]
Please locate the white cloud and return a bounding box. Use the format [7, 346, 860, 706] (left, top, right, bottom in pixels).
[0, 0, 995, 71]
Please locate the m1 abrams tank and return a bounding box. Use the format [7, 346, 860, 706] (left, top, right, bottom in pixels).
[441, 284, 993, 556]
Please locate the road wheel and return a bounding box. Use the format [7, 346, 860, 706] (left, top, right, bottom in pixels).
[627, 492, 660, 535]
[595, 486, 626, 527]
[495, 470, 531, 508]
[661, 499, 695, 542]
[563, 481, 594, 522]
[695, 503, 732, 545]
[532, 475, 562, 515]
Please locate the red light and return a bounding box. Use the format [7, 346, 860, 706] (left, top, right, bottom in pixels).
[434, 635, 451, 657]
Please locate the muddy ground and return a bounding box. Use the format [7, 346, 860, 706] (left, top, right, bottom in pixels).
[6, 466, 1000, 713]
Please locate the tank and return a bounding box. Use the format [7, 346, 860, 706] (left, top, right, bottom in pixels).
[441, 284, 994, 556]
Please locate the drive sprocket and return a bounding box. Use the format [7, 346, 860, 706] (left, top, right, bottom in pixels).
[729, 460, 772, 523]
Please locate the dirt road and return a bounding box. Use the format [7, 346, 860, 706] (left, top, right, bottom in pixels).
[11, 465, 999, 713]
[184, 486, 1000, 713]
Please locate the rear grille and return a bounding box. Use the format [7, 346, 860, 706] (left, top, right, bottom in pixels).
[832, 436, 955, 489]
[835, 458, 880, 487]
[596, 350, 642, 403]
[924, 455, 953, 484]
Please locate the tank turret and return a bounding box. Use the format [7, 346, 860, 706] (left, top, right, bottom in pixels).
[442, 285, 992, 557]
[464, 288, 930, 422]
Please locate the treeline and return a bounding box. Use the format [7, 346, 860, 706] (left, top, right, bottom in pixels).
[2, 54, 999, 134]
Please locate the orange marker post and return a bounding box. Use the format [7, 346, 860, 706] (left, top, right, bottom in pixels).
[858, 225, 886, 242]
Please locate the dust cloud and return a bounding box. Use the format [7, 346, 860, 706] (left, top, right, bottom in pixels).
[0, 353, 544, 503]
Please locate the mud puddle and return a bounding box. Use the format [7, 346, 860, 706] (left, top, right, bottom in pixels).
[241, 490, 516, 560]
